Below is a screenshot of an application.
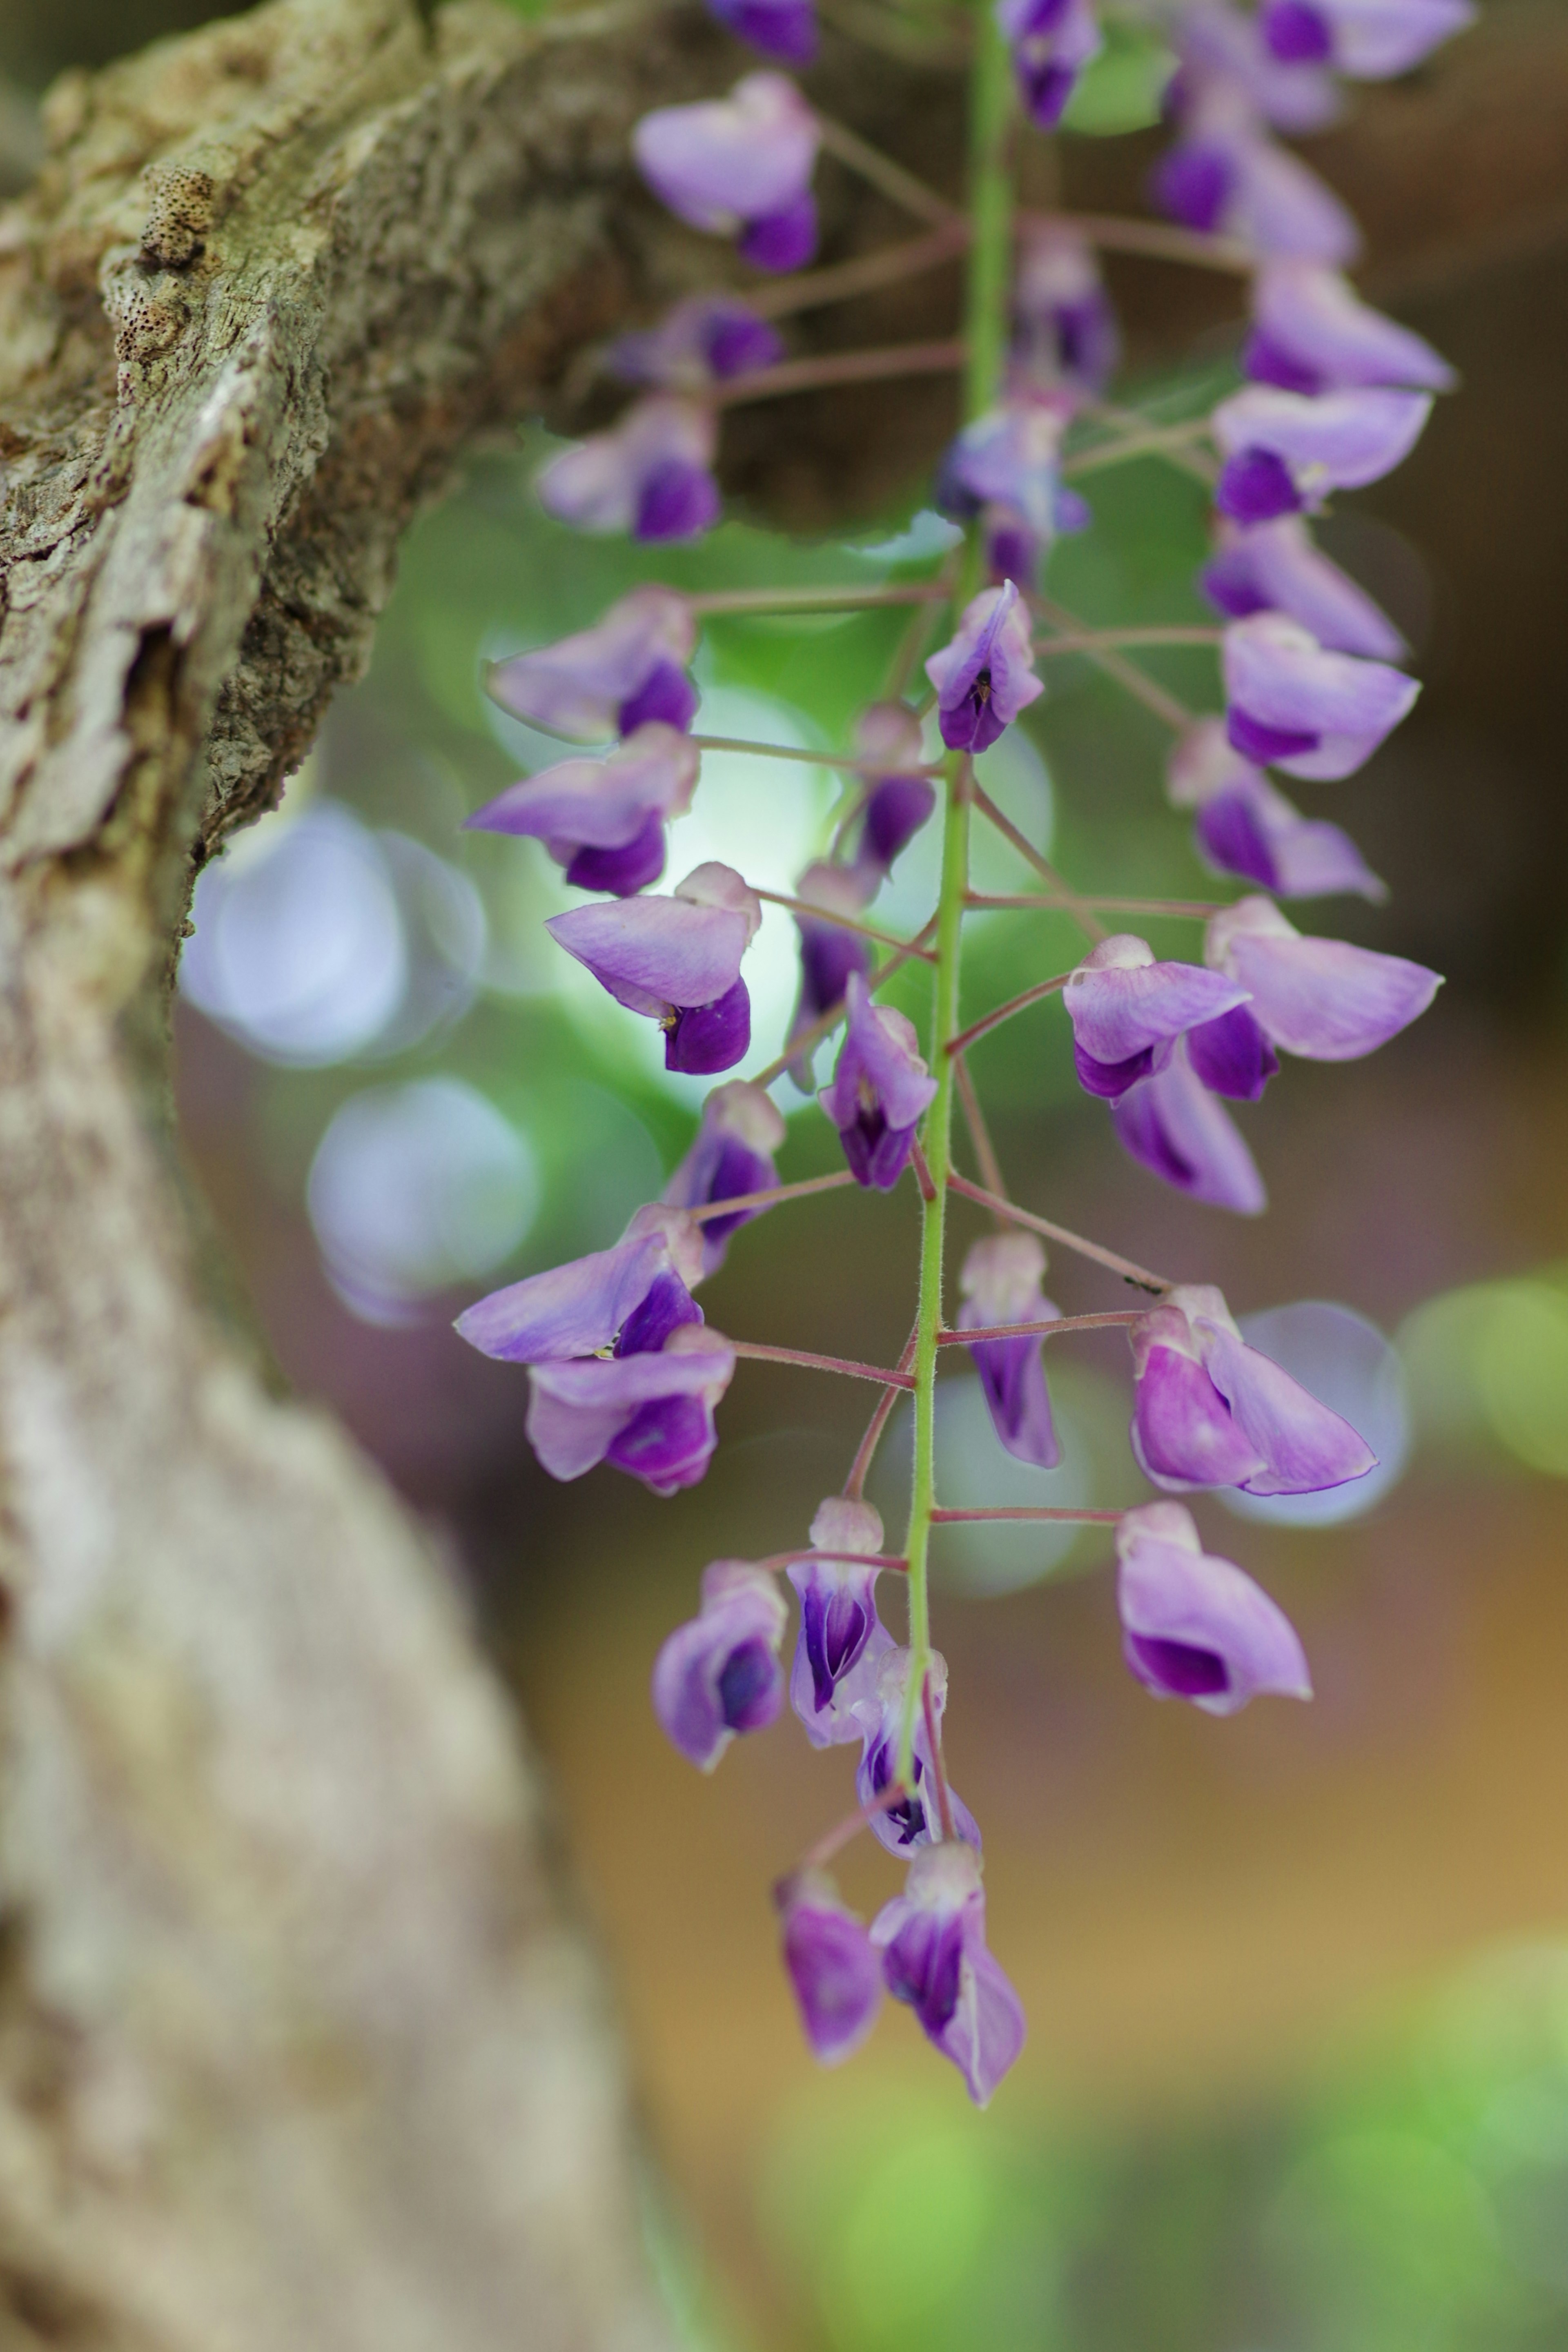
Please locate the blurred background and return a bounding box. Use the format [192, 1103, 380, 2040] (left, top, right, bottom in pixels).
[8, 2, 1568, 2345]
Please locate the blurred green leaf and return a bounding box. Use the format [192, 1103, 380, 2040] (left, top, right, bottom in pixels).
[1062, 19, 1176, 136]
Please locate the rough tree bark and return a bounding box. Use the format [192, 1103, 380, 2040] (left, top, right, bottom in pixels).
[0, 0, 1562, 2343]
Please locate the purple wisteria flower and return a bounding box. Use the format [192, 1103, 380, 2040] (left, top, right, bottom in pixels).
[610, 294, 786, 392]
[653, 1559, 788, 1769]
[1191, 893, 1441, 1087]
[547, 862, 762, 1074]
[1011, 223, 1120, 400]
[1211, 384, 1433, 524]
[1168, 719, 1386, 901]
[468, 724, 700, 899]
[1128, 1283, 1376, 1494]
[1063, 933, 1250, 1103]
[1169, 0, 1343, 134]
[707, 0, 819, 67]
[1260, 0, 1474, 79]
[1116, 1501, 1313, 1715]
[536, 397, 720, 542]
[785, 861, 875, 1084]
[958, 1232, 1061, 1470]
[848, 703, 936, 886]
[935, 395, 1085, 587]
[853, 1648, 982, 1856]
[1153, 103, 1359, 262]
[485, 590, 699, 747]
[1111, 1037, 1267, 1214]
[996, 0, 1103, 130]
[788, 1496, 895, 1745]
[925, 581, 1045, 754]
[820, 973, 938, 1190]
[777, 1871, 884, 2064]
[1222, 612, 1419, 778]
[870, 1841, 1026, 2106]
[1200, 514, 1404, 659]
[1244, 261, 1456, 395]
[663, 1079, 786, 1274]
[633, 74, 820, 273]
[455, 1201, 706, 1365]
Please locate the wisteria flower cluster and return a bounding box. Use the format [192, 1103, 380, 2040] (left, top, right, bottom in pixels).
[455, 0, 1468, 2105]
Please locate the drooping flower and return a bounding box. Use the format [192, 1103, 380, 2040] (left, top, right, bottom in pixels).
[485, 590, 699, 746]
[1211, 384, 1433, 524]
[1116, 1501, 1313, 1714]
[527, 1324, 736, 1492]
[788, 1496, 895, 1745]
[707, 0, 819, 68]
[820, 972, 938, 1190]
[1259, 0, 1474, 80]
[1111, 1037, 1267, 1214]
[1128, 1283, 1376, 1494]
[1222, 612, 1419, 778]
[1153, 118, 1359, 260]
[1168, 0, 1343, 135]
[610, 293, 786, 392]
[784, 861, 875, 1085]
[847, 703, 936, 887]
[852, 1648, 982, 1857]
[1200, 514, 1404, 660]
[546, 862, 762, 1074]
[1243, 261, 1456, 395]
[633, 74, 820, 273]
[455, 1202, 707, 1365]
[653, 1559, 788, 1769]
[996, 0, 1104, 130]
[1063, 934, 1251, 1103]
[925, 581, 1045, 754]
[1011, 222, 1120, 400]
[1188, 894, 1441, 1085]
[871, 1841, 1026, 2105]
[467, 723, 699, 899]
[535, 396, 721, 542]
[663, 1080, 786, 1274]
[776, 1871, 884, 2064]
[1167, 719, 1386, 901]
[958, 1233, 1061, 1469]
[935, 394, 1084, 589]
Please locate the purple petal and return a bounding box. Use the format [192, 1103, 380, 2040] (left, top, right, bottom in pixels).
[925, 581, 1044, 755]
[546, 891, 750, 1018]
[636, 460, 722, 543]
[1196, 1319, 1377, 1495]
[1270, 0, 1475, 78]
[525, 1332, 735, 1483]
[787, 1556, 890, 1732]
[1223, 928, 1442, 1058]
[1225, 132, 1362, 263]
[454, 1205, 703, 1364]
[1216, 448, 1303, 524]
[565, 815, 668, 898]
[1223, 614, 1419, 780]
[1261, 0, 1333, 60]
[537, 398, 717, 537]
[663, 1079, 784, 1273]
[1012, 224, 1120, 396]
[1185, 1004, 1279, 1100]
[1152, 140, 1235, 235]
[1065, 935, 1252, 1064]
[1212, 385, 1434, 493]
[871, 1844, 1024, 2105]
[1131, 1342, 1270, 1490]
[780, 1879, 883, 2063]
[1249, 262, 1455, 393]
[1116, 1500, 1312, 1715]
[821, 974, 938, 1187]
[1171, 0, 1343, 131]
[1170, 719, 1383, 898]
[739, 192, 818, 272]
[1201, 515, 1406, 659]
[612, 294, 786, 391]
[666, 977, 751, 1074]
[709, 0, 820, 67]
[633, 73, 819, 234]
[467, 724, 699, 856]
[858, 774, 937, 879]
[652, 1561, 787, 1769]
[1111, 1041, 1268, 1215]
[485, 589, 697, 743]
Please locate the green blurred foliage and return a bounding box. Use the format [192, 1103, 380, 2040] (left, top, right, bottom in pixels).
[1060, 16, 1177, 137]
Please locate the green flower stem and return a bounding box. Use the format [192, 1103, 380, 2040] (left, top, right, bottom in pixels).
[896, 0, 1017, 1792]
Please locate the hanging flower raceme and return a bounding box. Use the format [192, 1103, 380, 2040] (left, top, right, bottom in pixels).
[925, 580, 1045, 753]
[1200, 513, 1404, 661]
[1167, 719, 1385, 901]
[1128, 1282, 1376, 1494]
[663, 1080, 786, 1274]
[996, 0, 1103, 130]
[707, 0, 819, 68]
[853, 1648, 982, 1855]
[634, 73, 821, 272]
[1259, 0, 1474, 78]
[484, 590, 699, 747]
[654, 1559, 788, 1769]
[788, 1496, 895, 1745]
[1243, 261, 1456, 396]
[454, 1205, 737, 1493]
[820, 973, 939, 1190]
[1210, 384, 1432, 525]
[776, 1871, 884, 2064]
[784, 860, 875, 1085]
[1116, 1501, 1313, 1714]
[936, 394, 1086, 589]
[610, 293, 786, 392]
[468, 724, 700, 899]
[1222, 611, 1418, 777]
[536, 397, 721, 543]
[1111, 1036, 1267, 1214]
[547, 862, 762, 1074]
[846, 703, 936, 888]
[871, 1841, 1026, 2107]
[1011, 222, 1120, 401]
[1063, 933, 1251, 1103]
[958, 1233, 1061, 1469]
[1187, 893, 1441, 1093]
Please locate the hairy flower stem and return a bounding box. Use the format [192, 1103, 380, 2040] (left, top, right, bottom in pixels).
[754, 889, 940, 959]
[730, 1339, 917, 1388]
[947, 1174, 1173, 1292]
[945, 970, 1070, 1057]
[686, 1169, 858, 1223]
[898, 0, 1016, 1793]
[712, 340, 964, 409]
